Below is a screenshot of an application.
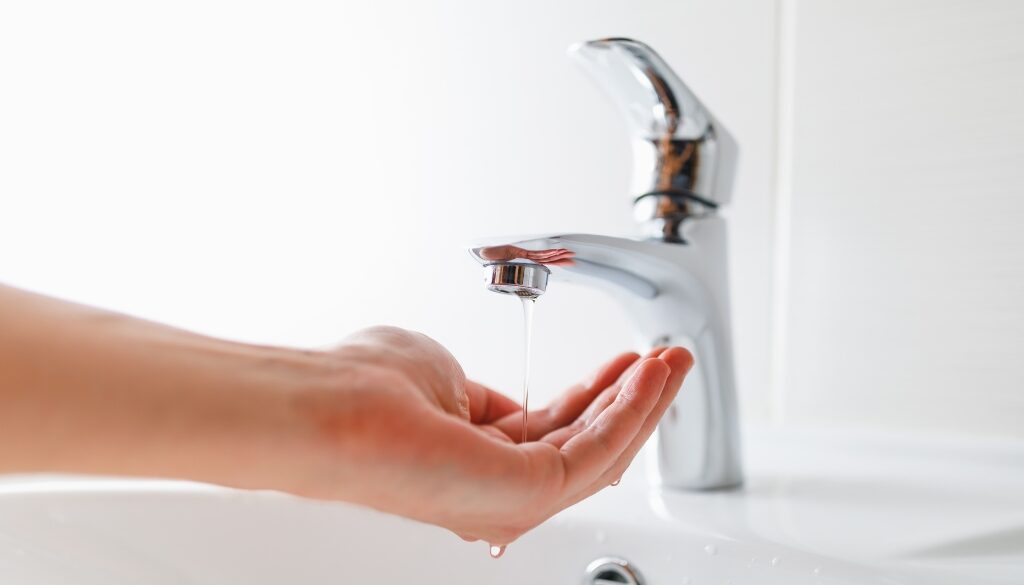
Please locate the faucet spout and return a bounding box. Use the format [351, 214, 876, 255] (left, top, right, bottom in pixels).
[470, 221, 743, 490]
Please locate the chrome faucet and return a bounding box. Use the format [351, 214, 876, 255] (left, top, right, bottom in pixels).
[470, 38, 741, 490]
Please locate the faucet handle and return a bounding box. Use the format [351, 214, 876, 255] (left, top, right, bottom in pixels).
[569, 38, 738, 241]
[570, 38, 709, 140]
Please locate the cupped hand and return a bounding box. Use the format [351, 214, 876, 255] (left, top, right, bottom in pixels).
[285, 326, 692, 546]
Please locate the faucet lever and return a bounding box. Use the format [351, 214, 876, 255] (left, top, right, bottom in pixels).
[569, 38, 738, 241]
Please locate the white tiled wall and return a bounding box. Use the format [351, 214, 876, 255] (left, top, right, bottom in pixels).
[778, 0, 1024, 437]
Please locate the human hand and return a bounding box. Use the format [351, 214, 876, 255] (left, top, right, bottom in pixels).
[281, 326, 692, 546]
[0, 286, 690, 548]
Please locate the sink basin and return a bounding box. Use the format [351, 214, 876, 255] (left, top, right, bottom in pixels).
[1, 429, 1021, 584]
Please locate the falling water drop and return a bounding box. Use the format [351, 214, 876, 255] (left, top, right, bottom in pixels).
[489, 544, 507, 559]
[703, 544, 717, 556]
[610, 478, 621, 486]
[770, 556, 781, 567]
[813, 567, 822, 577]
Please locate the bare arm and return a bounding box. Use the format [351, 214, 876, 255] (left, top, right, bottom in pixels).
[0, 283, 309, 486]
[0, 283, 692, 544]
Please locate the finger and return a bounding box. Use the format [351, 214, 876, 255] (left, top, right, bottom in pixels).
[499, 351, 639, 441]
[555, 358, 670, 494]
[579, 346, 668, 426]
[573, 347, 692, 499]
[538, 347, 665, 447]
[465, 380, 522, 424]
[614, 346, 667, 384]
[490, 352, 640, 441]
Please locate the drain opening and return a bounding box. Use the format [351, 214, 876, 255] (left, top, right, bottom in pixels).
[582, 557, 644, 585]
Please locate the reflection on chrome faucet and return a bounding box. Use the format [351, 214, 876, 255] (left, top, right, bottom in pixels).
[569, 38, 738, 242]
[470, 38, 742, 491]
[478, 245, 576, 267]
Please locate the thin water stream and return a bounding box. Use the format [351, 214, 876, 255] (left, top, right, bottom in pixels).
[519, 295, 535, 444]
[489, 292, 538, 560]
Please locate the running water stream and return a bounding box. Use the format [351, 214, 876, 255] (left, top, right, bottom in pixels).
[518, 295, 535, 443]
[489, 292, 537, 559]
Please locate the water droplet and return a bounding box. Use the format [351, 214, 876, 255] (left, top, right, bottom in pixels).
[595, 530, 607, 543]
[813, 567, 822, 576]
[703, 544, 717, 556]
[610, 478, 621, 486]
[770, 556, 781, 567]
[749, 556, 758, 565]
[489, 544, 506, 559]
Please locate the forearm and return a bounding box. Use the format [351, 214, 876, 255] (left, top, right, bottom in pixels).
[0, 284, 315, 487]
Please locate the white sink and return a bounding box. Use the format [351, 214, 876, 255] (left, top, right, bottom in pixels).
[1, 429, 1021, 584]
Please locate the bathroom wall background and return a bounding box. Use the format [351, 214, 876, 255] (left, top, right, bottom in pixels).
[2, 1, 1018, 439]
[0, 0, 781, 426]
[778, 0, 1024, 437]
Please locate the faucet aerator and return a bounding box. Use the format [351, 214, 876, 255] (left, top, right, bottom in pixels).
[484, 262, 550, 298]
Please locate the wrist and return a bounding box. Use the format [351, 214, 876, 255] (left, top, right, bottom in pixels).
[168, 342, 339, 492]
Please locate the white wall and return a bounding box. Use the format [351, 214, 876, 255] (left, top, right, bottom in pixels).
[778, 0, 1024, 437]
[0, 1, 780, 422]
